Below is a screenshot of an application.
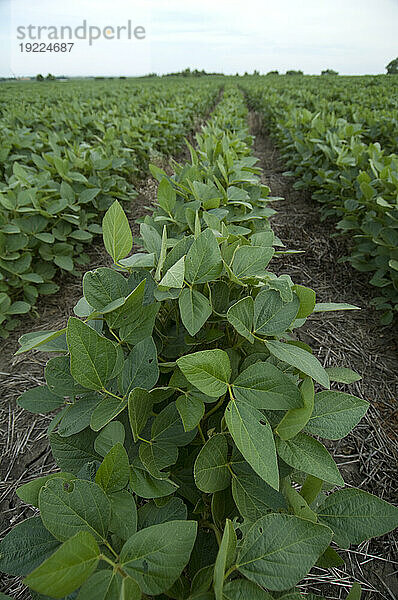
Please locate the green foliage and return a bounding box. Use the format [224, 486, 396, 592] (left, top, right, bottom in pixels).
[0, 78, 221, 336]
[2, 87, 397, 600]
[242, 75, 398, 322]
[386, 57, 398, 75]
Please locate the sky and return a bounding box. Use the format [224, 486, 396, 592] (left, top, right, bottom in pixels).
[0, 0, 397, 77]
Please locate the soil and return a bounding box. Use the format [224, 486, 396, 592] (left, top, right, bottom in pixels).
[250, 112, 398, 600]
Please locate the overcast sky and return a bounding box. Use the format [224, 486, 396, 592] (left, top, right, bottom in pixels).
[0, 0, 397, 77]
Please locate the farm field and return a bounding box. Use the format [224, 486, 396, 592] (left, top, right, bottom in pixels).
[0, 77, 397, 600]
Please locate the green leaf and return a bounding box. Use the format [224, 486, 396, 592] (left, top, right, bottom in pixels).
[346, 583, 362, 600]
[94, 421, 126, 456]
[227, 297, 254, 342]
[120, 520, 197, 595]
[194, 434, 231, 493]
[254, 290, 299, 335]
[276, 433, 344, 486]
[266, 341, 330, 388]
[102, 200, 133, 262]
[24, 531, 100, 599]
[214, 519, 236, 600]
[120, 337, 159, 395]
[45, 355, 87, 397]
[108, 490, 137, 541]
[237, 514, 332, 591]
[177, 350, 231, 398]
[225, 399, 279, 490]
[130, 459, 178, 499]
[176, 393, 205, 431]
[281, 479, 317, 522]
[231, 461, 287, 521]
[91, 397, 128, 432]
[160, 255, 185, 288]
[119, 302, 159, 345]
[191, 564, 213, 596]
[137, 497, 187, 530]
[154, 225, 167, 281]
[316, 545, 345, 568]
[313, 302, 360, 312]
[57, 395, 101, 436]
[106, 279, 146, 329]
[223, 579, 273, 600]
[54, 255, 74, 271]
[232, 362, 302, 410]
[7, 300, 31, 314]
[66, 317, 118, 391]
[318, 488, 398, 547]
[0, 517, 60, 576]
[95, 443, 130, 493]
[325, 367, 362, 384]
[16, 329, 66, 355]
[16, 472, 75, 508]
[17, 385, 65, 414]
[151, 402, 197, 446]
[139, 441, 178, 479]
[128, 388, 154, 443]
[76, 571, 122, 600]
[293, 285, 316, 319]
[185, 229, 223, 284]
[305, 391, 369, 439]
[232, 246, 274, 279]
[140, 223, 162, 258]
[179, 288, 212, 336]
[50, 430, 101, 474]
[119, 252, 155, 268]
[276, 377, 314, 440]
[158, 178, 176, 213]
[83, 267, 129, 310]
[39, 478, 111, 542]
[77, 570, 142, 600]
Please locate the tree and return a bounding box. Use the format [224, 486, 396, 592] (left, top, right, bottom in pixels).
[46, 73, 56, 81]
[386, 58, 398, 74]
[321, 69, 338, 75]
[286, 70, 303, 76]
[36, 74, 44, 81]
[267, 70, 279, 75]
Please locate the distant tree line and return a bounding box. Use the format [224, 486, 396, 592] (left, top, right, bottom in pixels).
[386, 58, 398, 74]
[163, 68, 224, 77]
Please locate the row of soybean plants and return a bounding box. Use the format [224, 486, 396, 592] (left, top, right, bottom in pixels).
[1, 85, 397, 600]
[248, 75, 398, 152]
[0, 78, 222, 337]
[242, 76, 398, 324]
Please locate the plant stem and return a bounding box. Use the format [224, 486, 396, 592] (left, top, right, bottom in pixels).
[224, 565, 237, 580]
[102, 388, 125, 402]
[197, 422, 206, 444]
[203, 394, 226, 421]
